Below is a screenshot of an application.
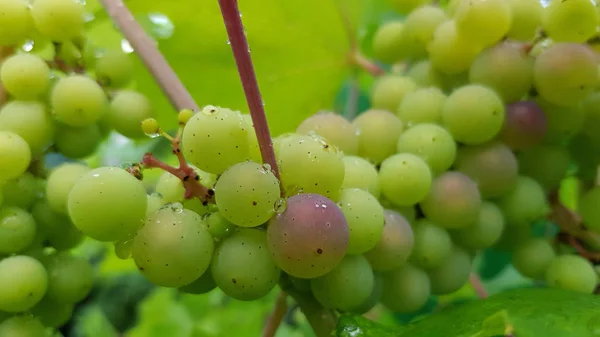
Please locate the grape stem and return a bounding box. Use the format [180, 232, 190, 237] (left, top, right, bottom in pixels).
[262, 291, 288, 337]
[217, 0, 282, 187]
[469, 273, 488, 299]
[0, 46, 15, 106]
[97, 0, 199, 112]
[349, 52, 385, 77]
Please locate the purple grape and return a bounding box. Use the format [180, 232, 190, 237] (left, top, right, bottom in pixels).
[267, 193, 349, 279]
[500, 101, 547, 151]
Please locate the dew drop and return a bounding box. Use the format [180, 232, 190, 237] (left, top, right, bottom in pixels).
[274, 198, 287, 214]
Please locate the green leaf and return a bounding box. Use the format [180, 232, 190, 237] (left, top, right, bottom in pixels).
[336, 288, 600, 337]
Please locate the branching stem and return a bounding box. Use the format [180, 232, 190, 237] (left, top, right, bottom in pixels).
[350, 52, 385, 77]
[469, 273, 488, 299]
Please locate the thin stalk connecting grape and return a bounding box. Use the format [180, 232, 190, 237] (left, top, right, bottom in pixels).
[261, 291, 288, 337]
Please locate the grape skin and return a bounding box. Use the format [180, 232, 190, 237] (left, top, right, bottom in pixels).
[46, 163, 90, 214]
[296, 112, 358, 155]
[452, 202, 505, 250]
[364, 210, 414, 272]
[54, 123, 102, 159]
[50, 75, 108, 127]
[454, 0, 511, 47]
[0, 256, 47, 313]
[381, 263, 430, 313]
[0, 101, 55, 156]
[542, 0, 599, 43]
[410, 219, 453, 269]
[0, 207, 36, 254]
[44, 252, 94, 304]
[427, 20, 481, 75]
[512, 239, 556, 280]
[397, 87, 446, 127]
[106, 90, 154, 139]
[427, 246, 472, 295]
[545, 255, 597, 294]
[31, 0, 85, 42]
[0, 0, 33, 46]
[0, 54, 50, 100]
[0, 131, 31, 181]
[499, 101, 547, 151]
[370, 75, 417, 113]
[496, 176, 549, 227]
[379, 153, 432, 207]
[337, 188, 385, 255]
[396, 123, 457, 175]
[353, 109, 404, 165]
[0, 315, 47, 337]
[341, 156, 380, 198]
[95, 50, 134, 88]
[372, 22, 405, 64]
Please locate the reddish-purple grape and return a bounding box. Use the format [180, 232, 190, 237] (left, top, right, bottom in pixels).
[500, 101, 547, 151]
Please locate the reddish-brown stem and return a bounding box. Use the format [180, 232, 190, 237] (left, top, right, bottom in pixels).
[217, 0, 281, 186]
[469, 273, 488, 299]
[350, 52, 385, 77]
[262, 291, 288, 337]
[567, 236, 600, 261]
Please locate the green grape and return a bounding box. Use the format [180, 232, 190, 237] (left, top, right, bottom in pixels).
[406, 60, 444, 88]
[469, 42, 533, 103]
[179, 269, 217, 295]
[398, 6, 447, 61]
[454, 0, 512, 47]
[211, 228, 281, 301]
[370, 75, 417, 113]
[410, 219, 453, 269]
[31, 296, 73, 328]
[452, 202, 505, 250]
[51, 75, 107, 127]
[55, 41, 82, 68]
[505, 0, 542, 41]
[2, 172, 44, 209]
[296, 111, 358, 155]
[348, 273, 383, 314]
[337, 188, 384, 255]
[455, 141, 518, 198]
[0, 54, 50, 100]
[579, 187, 600, 232]
[494, 223, 533, 251]
[31, 201, 83, 251]
[215, 161, 280, 227]
[542, 0, 598, 43]
[381, 263, 430, 313]
[155, 172, 185, 204]
[114, 233, 135, 260]
[379, 153, 432, 206]
[389, 0, 431, 14]
[0, 256, 47, 312]
[536, 99, 585, 144]
[0, 207, 36, 254]
[182, 105, 250, 174]
[0, 315, 47, 337]
[204, 212, 236, 240]
[0, 131, 31, 181]
[352, 109, 404, 164]
[517, 145, 570, 191]
[427, 20, 482, 74]
[44, 252, 93, 304]
[427, 246, 472, 295]
[46, 163, 90, 214]
[364, 210, 414, 271]
[341, 156, 380, 198]
[581, 92, 600, 145]
[512, 239, 556, 279]
[420, 172, 481, 230]
[95, 50, 134, 88]
[533, 43, 598, 107]
[267, 193, 349, 279]
[397, 87, 446, 127]
[105, 90, 154, 139]
[500, 101, 547, 151]
[54, 123, 102, 159]
[496, 176, 549, 227]
[68, 167, 147, 242]
[140, 118, 159, 137]
[0, 101, 54, 156]
[372, 21, 404, 63]
[441, 84, 505, 145]
[277, 134, 344, 199]
[242, 114, 262, 163]
[310, 255, 374, 311]
[396, 123, 456, 174]
[545, 255, 597, 294]
[31, 0, 84, 41]
[182, 198, 215, 218]
[132, 206, 215, 288]
[0, 0, 33, 46]
[146, 193, 163, 217]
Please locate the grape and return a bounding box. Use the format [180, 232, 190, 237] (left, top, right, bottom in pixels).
[454, 0, 511, 47]
[535, 98, 585, 144]
[499, 101, 547, 151]
[276, 134, 344, 199]
[1, 172, 44, 209]
[396, 123, 456, 174]
[504, 0, 542, 40]
[545, 255, 597, 294]
[352, 109, 404, 164]
[44, 252, 93, 304]
[0, 131, 31, 181]
[105, 90, 154, 139]
[441, 84, 505, 144]
[211, 228, 281, 301]
[579, 187, 600, 232]
[364, 210, 414, 271]
[31, 296, 73, 328]
[341, 156, 380, 198]
[420, 172, 481, 230]
[182, 198, 215, 218]
[0, 54, 50, 100]
[31, 201, 83, 251]
[0, 256, 47, 312]
[204, 212, 236, 240]
[494, 223, 533, 251]
[242, 114, 262, 163]
[533, 43, 598, 107]
[337, 188, 384, 255]
[468, 42, 533, 103]
[406, 60, 444, 88]
[132, 206, 214, 287]
[349, 273, 383, 314]
[179, 269, 217, 295]
[54, 123, 102, 159]
[512, 239, 556, 280]
[372, 21, 404, 63]
[396, 87, 446, 127]
[452, 202, 505, 250]
[296, 112, 358, 155]
[46, 163, 90, 214]
[427, 20, 481, 74]
[370, 75, 417, 113]
[379, 153, 432, 207]
[155, 168, 215, 205]
[310, 254, 374, 311]
[0, 101, 55, 156]
[454, 141, 518, 198]
[267, 194, 349, 278]
[0, 0, 33, 46]
[51, 75, 107, 127]
[95, 50, 134, 88]
[496, 176, 549, 227]
[381, 263, 430, 313]
[0, 207, 36, 254]
[517, 145, 570, 191]
[31, 0, 84, 42]
[398, 6, 447, 61]
[0, 315, 47, 337]
[427, 246, 472, 295]
[182, 106, 250, 174]
[410, 219, 453, 269]
[68, 167, 147, 242]
[215, 161, 280, 228]
[581, 92, 600, 145]
[542, 0, 598, 43]
[390, 0, 431, 14]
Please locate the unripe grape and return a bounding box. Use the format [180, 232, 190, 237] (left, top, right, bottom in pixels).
[95, 50, 133, 88]
[31, 0, 85, 42]
[0, 131, 31, 182]
[0, 256, 47, 313]
[141, 118, 160, 137]
[0, 0, 33, 46]
[0, 54, 50, 100]
[51, 75, 107, 127]
[106, 90, 154, 139]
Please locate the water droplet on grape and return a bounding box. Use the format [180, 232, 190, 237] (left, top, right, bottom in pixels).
[226, 40, 231, 45]
[201, 105, 219, 115]
[21, 40, 34, 52]
[170, 203, 184, 213]
[274, 198, 287, 214]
